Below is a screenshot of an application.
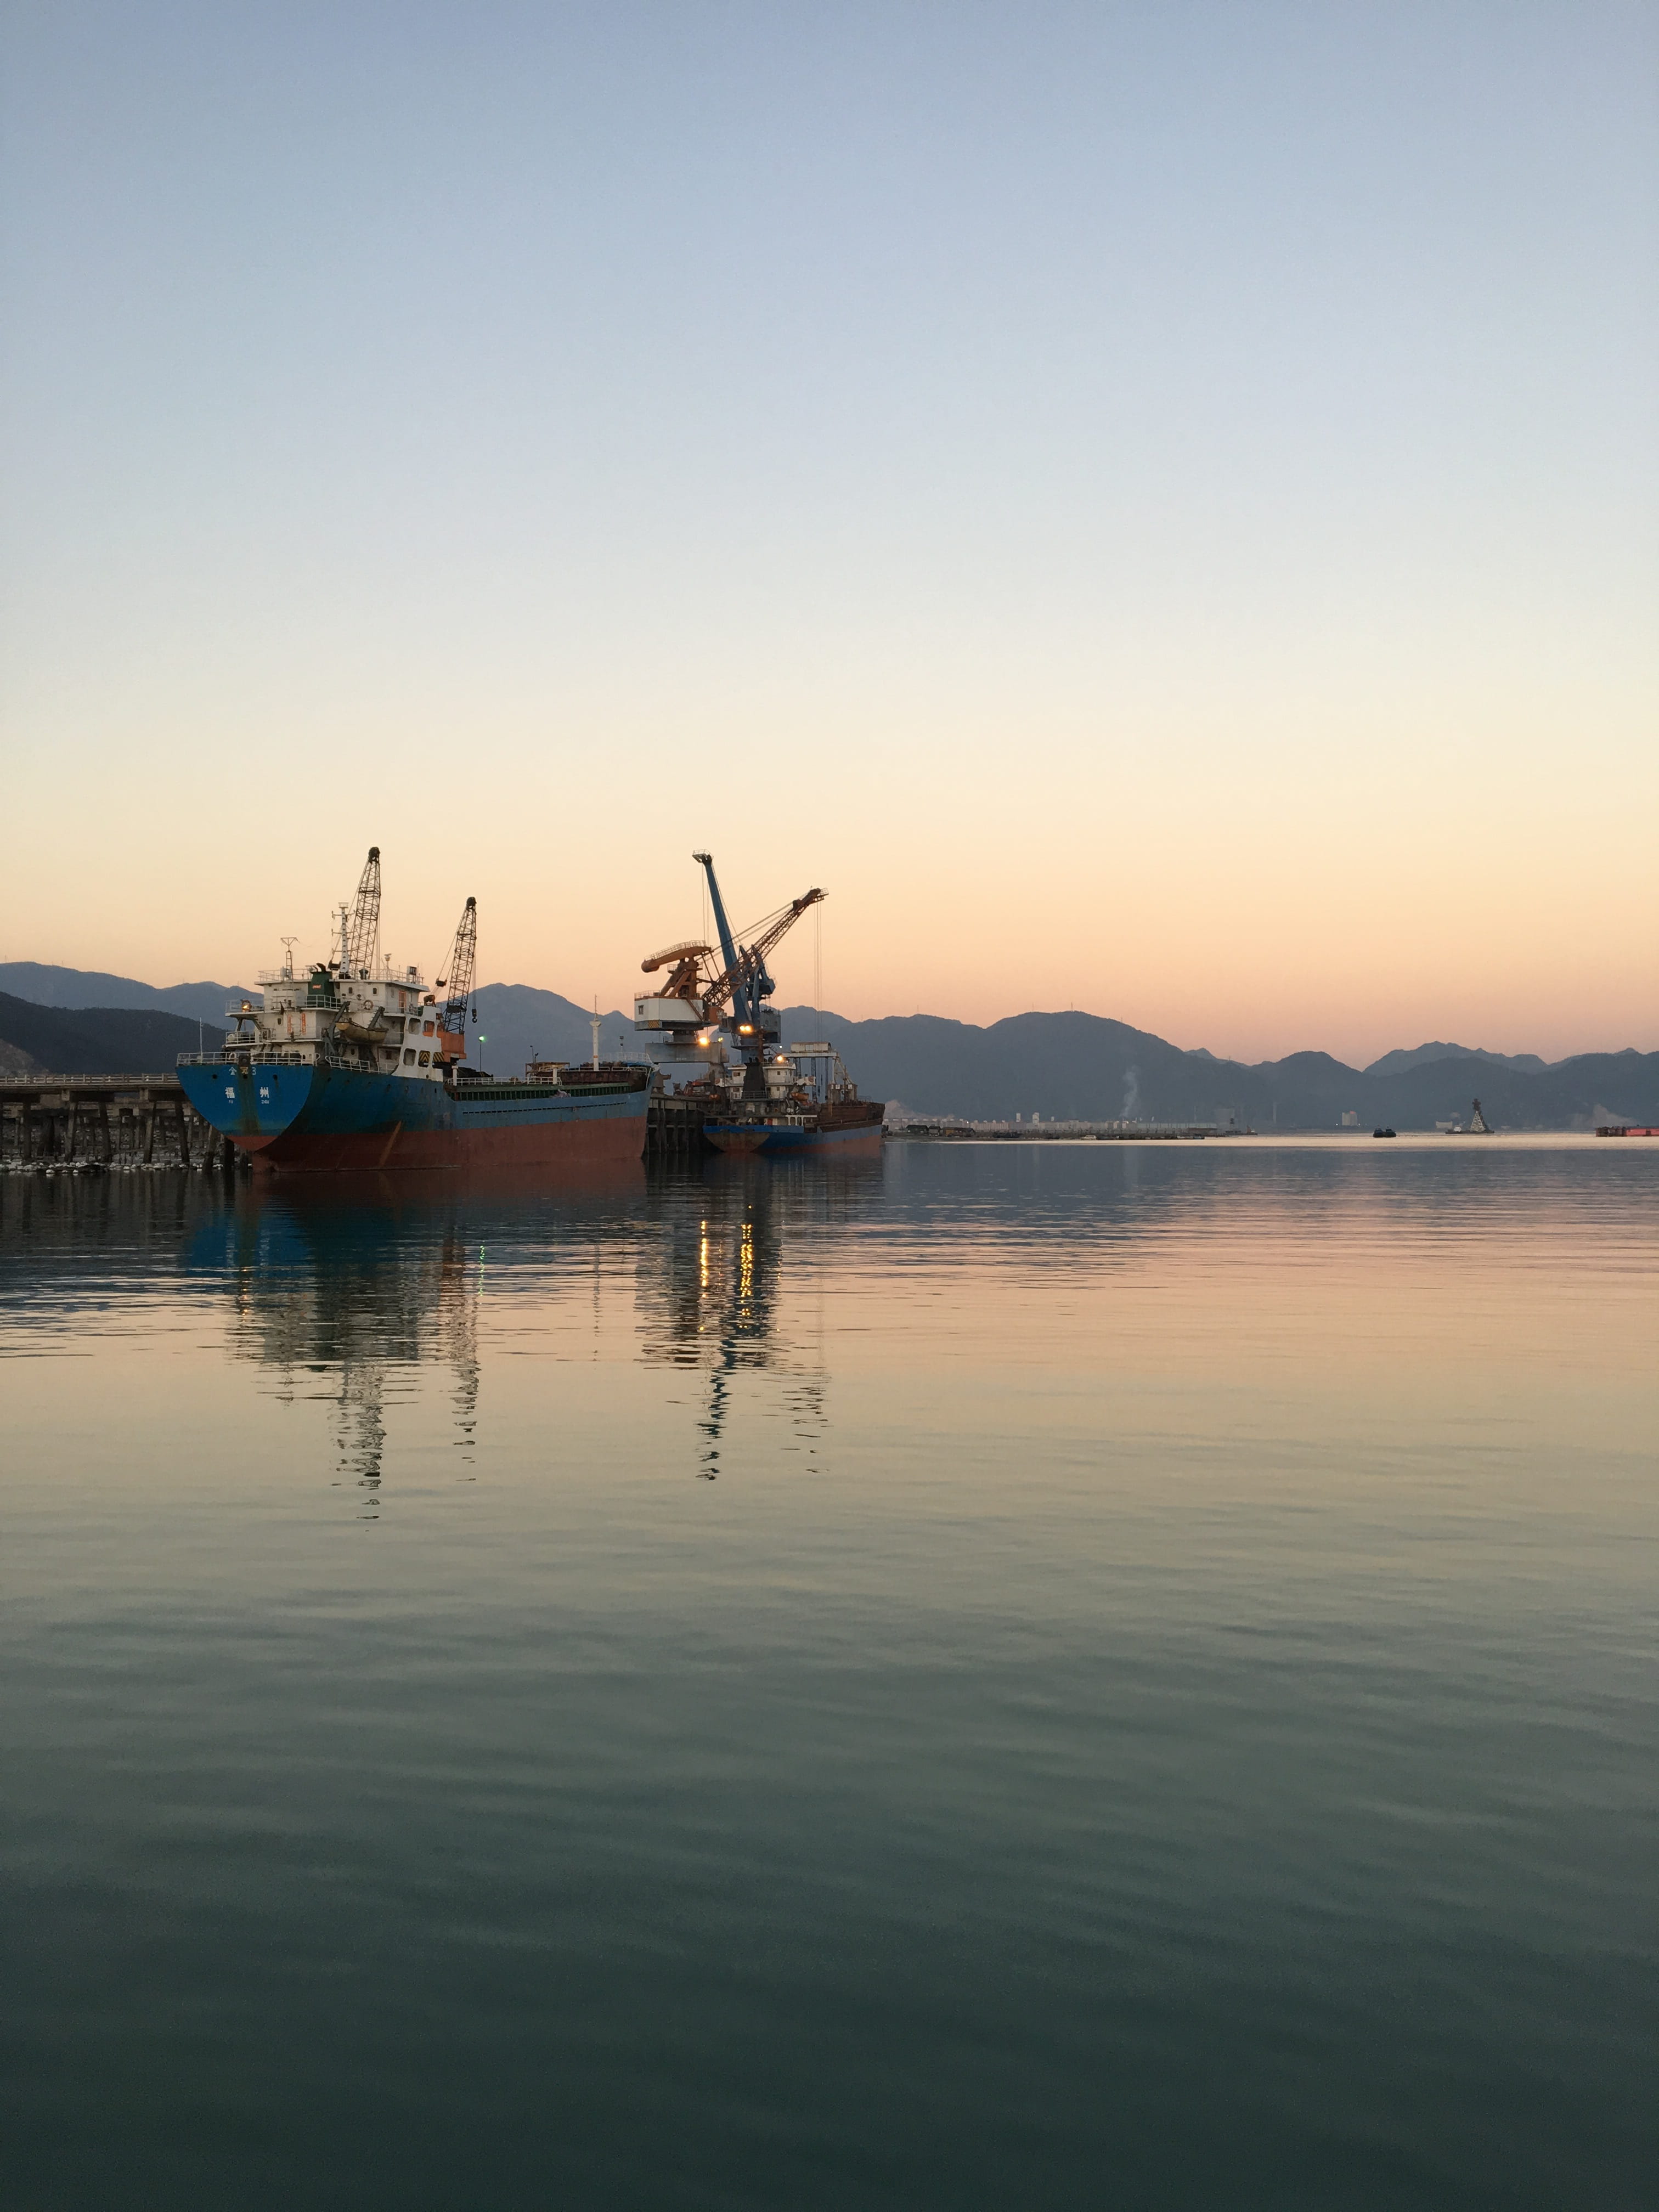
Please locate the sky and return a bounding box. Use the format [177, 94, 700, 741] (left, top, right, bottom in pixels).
[1, 1, 1654, 1065]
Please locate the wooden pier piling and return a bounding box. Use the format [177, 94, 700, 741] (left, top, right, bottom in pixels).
[645, 1095, 711, 1160]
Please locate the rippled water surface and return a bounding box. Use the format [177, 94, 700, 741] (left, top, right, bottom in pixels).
[2, 1138, 1655, 2208]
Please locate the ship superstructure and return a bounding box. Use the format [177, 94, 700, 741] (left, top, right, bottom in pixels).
[219, 847, 471, 1086]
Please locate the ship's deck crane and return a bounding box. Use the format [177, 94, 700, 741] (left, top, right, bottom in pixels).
[343, 847, 381, 978]
[435, 896, 477, 1062]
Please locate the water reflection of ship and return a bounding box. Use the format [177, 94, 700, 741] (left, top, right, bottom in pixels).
[193, 1153, 876, 1493]
[212, 1182, 484, 1508]
[639, 1159, 877, 1476]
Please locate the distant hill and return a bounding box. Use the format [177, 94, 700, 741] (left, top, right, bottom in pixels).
[0, 962, 236, 1026]
[777, 1009, 1659, 1130]
[1364, 1040, 1549, 1078]
[0, 992, 210, 1076]
[469, 984, 632, 1079]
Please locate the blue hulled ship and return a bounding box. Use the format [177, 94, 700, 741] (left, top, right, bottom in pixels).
[177, 849, 649, 1174]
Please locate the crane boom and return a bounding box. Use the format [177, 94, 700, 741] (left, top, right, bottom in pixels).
[641, 939, 713, 974]
[344, 846, 381, 978]
[690, 854, 825, 1032]
[641, 939, 714, 1003]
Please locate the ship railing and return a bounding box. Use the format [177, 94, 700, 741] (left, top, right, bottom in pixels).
[252, 963, 425, 986]
[177, 1045, 399, 1071]
[5, 1072, 182, 1090]
[177, 1048, 315, 1068]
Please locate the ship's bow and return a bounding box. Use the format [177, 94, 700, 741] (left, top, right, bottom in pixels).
[178, 1060, 318, 1152]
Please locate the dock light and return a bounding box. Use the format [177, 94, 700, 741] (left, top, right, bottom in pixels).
[738, 1024, 754, 1035]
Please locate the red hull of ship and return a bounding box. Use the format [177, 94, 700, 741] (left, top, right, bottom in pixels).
[826, 1124, 884, 1154]
[245, 1113, 646, 1175]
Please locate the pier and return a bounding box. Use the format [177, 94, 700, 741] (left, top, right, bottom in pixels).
[645, 1094, 712, 1159]
[0, 1073, 236, 1170]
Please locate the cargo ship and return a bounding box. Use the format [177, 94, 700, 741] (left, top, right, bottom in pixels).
[176, 849, 649, 1174]
[702, 1045, 885, 1156]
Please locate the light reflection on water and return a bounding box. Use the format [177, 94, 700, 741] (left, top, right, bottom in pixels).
[0, 1139, 1655, 2209]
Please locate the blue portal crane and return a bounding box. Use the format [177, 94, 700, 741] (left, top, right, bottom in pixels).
[691, 851, 824, 1065]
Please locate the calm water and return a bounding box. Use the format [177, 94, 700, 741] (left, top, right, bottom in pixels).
[2, 1139, 1655, 2208]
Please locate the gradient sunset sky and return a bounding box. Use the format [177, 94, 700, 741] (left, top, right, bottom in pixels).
[2, 2, 1654, 1065]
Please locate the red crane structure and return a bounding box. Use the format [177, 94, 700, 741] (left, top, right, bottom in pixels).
[640, 870, 824, 1036]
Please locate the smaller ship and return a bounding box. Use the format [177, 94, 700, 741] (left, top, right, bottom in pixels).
[1372, 1126, 1397, 1139]
[703, 1044, 885, 1156]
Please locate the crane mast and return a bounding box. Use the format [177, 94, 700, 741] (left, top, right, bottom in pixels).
[343, 847, 381, 978]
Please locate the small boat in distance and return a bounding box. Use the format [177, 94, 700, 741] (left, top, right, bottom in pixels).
[1373, 1127, 1397, 1138]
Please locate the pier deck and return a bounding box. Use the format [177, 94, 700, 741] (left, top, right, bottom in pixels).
[0, 1073, 233, 1169]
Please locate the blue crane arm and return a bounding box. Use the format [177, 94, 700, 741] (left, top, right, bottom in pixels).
[692, 851, 752, 1026]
